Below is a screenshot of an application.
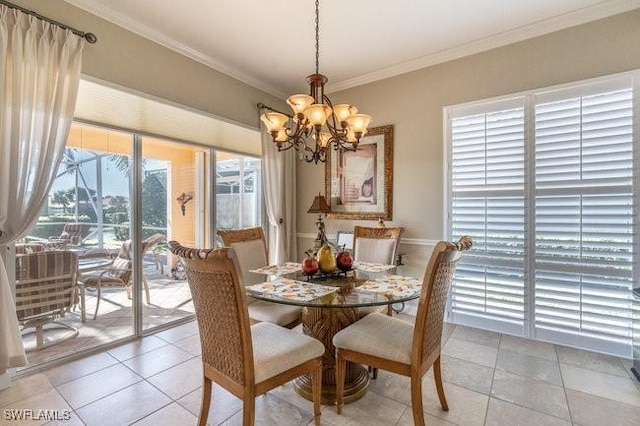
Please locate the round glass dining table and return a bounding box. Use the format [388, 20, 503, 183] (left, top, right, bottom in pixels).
[247, 266, 422, 405]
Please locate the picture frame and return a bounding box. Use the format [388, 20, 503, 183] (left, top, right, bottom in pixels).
[325, 124, 394, 220]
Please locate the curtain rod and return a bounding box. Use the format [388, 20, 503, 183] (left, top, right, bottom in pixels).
[257, 102, 292, 119]
[0, 0, 97, 43]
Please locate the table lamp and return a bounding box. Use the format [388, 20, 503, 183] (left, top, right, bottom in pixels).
[308, 193, 331, 248]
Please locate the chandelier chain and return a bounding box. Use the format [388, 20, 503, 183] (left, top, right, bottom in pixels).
[315, 0, 320, 74]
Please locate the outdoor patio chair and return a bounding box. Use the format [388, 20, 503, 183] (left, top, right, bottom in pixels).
[169, 242, 324, 426]
[217, 227, 302, 328]
[142, 233, 166, 274]
[48, 223, 84, 247]
[333, 236, 472, 426]
[81, 240, 151, 319]
[15, 242, 46, 255]
[15, 251, 80, 351]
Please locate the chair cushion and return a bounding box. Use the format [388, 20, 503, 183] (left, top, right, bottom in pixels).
[230, 240, 267, 285]
[248, 301, 301, 327]
[251, 322, 324, 383]
[354, 238, 396, 264]
[333, 313, 413, 365]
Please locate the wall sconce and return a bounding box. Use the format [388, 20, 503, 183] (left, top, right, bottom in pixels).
[176, 192, 193, 216]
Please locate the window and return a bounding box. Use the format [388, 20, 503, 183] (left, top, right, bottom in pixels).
[446, 74, 637, 357]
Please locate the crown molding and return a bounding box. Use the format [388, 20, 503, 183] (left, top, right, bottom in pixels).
[64, 0, 288, 99]
[327, 0, 640, 93]
[65, 0, 640, 96]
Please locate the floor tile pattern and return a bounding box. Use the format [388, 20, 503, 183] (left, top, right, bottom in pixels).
[3, 316, 639, 425]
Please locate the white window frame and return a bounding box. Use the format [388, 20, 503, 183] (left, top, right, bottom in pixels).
[443, 70, 640, 357]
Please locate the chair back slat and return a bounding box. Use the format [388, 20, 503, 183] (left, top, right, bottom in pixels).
[15, 251, 79, 321]
[169, 241, 254, 386]
[412, 236, 472, 366]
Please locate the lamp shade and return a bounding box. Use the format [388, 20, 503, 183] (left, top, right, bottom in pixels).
[287, 94, 315, 114]
[260, 112, 288, 132]
[346, 114, 372, 134]
[333, 104, 357, 123]
[303, 104, 332, 126]
[307, 194, 331, 214]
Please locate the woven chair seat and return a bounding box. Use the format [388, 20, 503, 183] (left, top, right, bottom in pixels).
[333, 313, 414, 365]
[251, 322, 324, 383]
[248, 301, 302, 328]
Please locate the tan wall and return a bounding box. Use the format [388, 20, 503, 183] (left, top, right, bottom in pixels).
[10, 0, 286, 130]
[296, 9, 640, 276]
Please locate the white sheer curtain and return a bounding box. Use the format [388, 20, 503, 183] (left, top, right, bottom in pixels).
[260, 114, 297, 264]
[0, 5, 84, 370]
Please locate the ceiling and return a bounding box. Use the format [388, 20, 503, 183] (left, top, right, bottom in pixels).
[65, 0, 640, 98]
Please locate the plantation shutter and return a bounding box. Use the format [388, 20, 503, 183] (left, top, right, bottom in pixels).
[533, 80, 635, 356]
[447, 99, 526, 335]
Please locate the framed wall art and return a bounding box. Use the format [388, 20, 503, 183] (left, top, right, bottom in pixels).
[324, 124, 393, 220]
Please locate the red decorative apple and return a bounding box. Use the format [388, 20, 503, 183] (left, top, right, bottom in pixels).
[301, 252, 319, 276]
[336, 251, 353, 271]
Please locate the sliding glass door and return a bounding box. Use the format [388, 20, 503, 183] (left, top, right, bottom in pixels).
[20, 123, 135, 365]
[141, 137, 209, 330]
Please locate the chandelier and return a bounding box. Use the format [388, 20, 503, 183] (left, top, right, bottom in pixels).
[260, 0, 372, 164]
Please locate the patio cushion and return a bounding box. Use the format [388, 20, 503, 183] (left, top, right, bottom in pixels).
[333, 312, 413, 364]
[248, 301, 302, 327]
[251, 322, 324, 383]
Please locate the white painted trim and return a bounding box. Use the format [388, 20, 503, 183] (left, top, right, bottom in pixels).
[65, 0, 287, 99]
[65, 0, 640, 96]
[296, 233, 438, 246]
[327, 0, 640, 93]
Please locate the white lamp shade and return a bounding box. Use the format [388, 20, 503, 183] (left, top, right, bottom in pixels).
[287, 94, 315, 114]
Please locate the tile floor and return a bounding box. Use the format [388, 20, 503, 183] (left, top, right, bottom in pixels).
[2, 316, 639, 426]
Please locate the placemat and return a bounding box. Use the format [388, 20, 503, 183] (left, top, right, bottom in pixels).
[250, 262, 301, 276]
[353, 262, 396, 273]
[357, 275, 422, 297]
[248, 278, 337, 301]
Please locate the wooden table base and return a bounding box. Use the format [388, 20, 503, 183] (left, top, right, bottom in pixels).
[294, 306, 370, 405]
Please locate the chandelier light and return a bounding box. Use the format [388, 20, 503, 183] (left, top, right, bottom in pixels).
[260, 0, 372, 164]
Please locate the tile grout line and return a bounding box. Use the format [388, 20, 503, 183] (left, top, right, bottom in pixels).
[482, 332, 502, 426]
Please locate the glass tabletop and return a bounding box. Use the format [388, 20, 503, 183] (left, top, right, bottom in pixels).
[246, 267, 422, 308]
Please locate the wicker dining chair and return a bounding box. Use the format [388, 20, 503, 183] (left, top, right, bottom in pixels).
[333, 236, 472, 426]
[169, 241, 324, 426]
[15, 251, 80, 351]
[217, 227, 302, 328]
[352, 225, 405, 266]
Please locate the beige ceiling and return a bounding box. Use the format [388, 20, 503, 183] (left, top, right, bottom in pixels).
[65, 0, 640, 98]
